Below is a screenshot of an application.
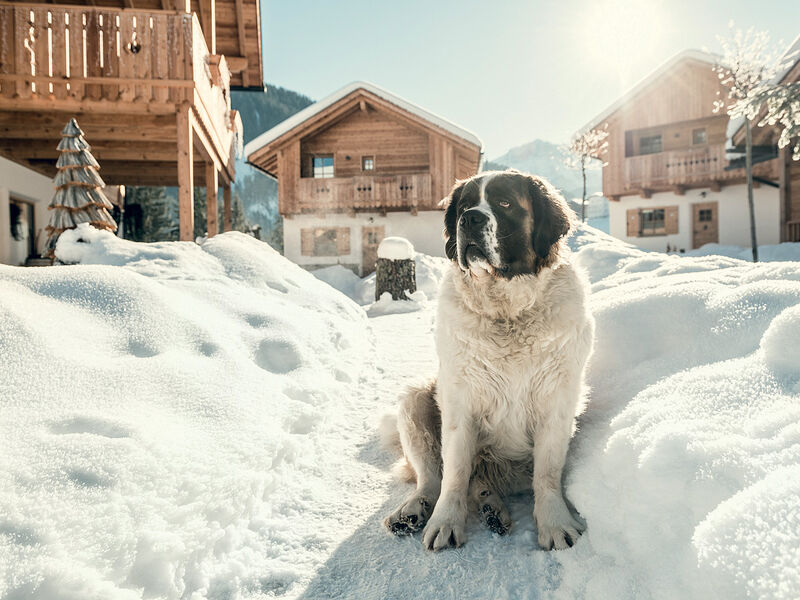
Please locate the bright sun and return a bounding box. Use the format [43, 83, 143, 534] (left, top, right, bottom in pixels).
[577, 0, 670, 85]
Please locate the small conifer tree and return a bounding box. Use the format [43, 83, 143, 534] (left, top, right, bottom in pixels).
[45, 118, 117, 256]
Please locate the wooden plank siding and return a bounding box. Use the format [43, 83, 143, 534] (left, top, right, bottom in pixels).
[257, 88, 482, 217]
[0, 1, 248, 193]
[599, 57, 780, 200]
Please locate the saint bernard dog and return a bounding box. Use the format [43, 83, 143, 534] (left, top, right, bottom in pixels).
[383, 170, 594, 551]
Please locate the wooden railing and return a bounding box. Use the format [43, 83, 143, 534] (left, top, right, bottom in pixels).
[786, 221, 800, 243]
[296, 173, 432, 212]
[0, 3, 239, 164]
[0, 2, 194, 103]
[624, 145, 730, 188]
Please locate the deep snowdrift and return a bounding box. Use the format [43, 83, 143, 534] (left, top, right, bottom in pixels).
[2, 223, 799, 600]
[0, 226, 369, 599]
[559, 226, 800, 599]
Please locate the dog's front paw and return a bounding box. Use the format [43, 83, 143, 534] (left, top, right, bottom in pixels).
[534, 495, 584, 550]
[422, 506, 467, 551]
[383, 494, 434, 536]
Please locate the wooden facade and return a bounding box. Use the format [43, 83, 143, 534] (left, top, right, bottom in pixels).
[246, 84, 482, 217]
[0, 0, 263, 241]
[588, 53, 779, 202]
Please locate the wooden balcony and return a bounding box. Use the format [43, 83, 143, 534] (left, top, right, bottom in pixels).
[295, 172, 432, 214]
[0, 1, 246, 240]
[617, 144, 779, 196]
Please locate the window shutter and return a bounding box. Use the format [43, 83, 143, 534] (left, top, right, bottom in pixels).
[665, 206, 679, 234]
[626, 209, 640, 237]
[337, 227, 350, 255]
[301, 229, 313, 256]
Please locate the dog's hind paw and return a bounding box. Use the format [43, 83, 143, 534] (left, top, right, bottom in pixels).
[383, 495, 433, 536]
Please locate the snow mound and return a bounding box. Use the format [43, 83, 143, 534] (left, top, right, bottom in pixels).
[685, 241, 800, 262]
[761, 303, 800, 380]
[556, 223, 800, 600]
[377, 236, 414, 260]
[0, 227, 369, 599]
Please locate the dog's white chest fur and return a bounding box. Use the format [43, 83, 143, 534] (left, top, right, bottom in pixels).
[435, 261, 593, 462]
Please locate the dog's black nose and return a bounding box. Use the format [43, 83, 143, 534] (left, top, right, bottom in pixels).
[460, 209, 488, 229]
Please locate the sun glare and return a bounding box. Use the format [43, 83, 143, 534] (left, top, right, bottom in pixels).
[578, 0, 669, 86]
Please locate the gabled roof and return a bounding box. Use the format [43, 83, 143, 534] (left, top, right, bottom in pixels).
[578, 49, 719, 135]
[244, 81, 482, 160]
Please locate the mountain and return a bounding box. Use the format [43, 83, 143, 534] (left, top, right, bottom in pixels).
[231, 85, 315, 248]
[488, 139, 602, 202]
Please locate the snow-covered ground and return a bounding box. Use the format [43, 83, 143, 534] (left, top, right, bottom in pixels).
[1, 224, 799, 599]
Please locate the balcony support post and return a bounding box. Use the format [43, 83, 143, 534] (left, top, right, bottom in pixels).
[223, 182, 232, 232]
[206, 162, 219, 237]
[177, 104, 195, 242]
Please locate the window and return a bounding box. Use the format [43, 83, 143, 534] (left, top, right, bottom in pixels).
[698, 208, 712, 222]
[362, 156, 374, 171]
[312, 155, 334, 178]
[301, 227, 350, 257]
[639, 134, 662, 155]
[692, 128, 707, 145]
[640, 208, 666, 235]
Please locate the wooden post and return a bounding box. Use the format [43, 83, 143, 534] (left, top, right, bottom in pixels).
[177, 105, 194, 241]
[206, 163, 218, 237]
[200, 0, 215, 54]
[223, 182, 232, 231]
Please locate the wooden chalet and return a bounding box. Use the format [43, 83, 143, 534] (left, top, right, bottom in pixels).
[0, 0, 263, 245]
[581, 50, 782, 252]
[245, 82, 482, 275]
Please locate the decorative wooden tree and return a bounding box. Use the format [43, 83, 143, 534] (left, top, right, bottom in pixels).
[375, 237, 417, 301]
[45, 118, 117, 256]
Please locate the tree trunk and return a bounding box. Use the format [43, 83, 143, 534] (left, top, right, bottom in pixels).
[745, 119, 758, 262]
[581, 155, 587, 223]
[375, 257, 416, 301]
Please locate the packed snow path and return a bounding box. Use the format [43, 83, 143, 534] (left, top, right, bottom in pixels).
[2, 224, 799, 599]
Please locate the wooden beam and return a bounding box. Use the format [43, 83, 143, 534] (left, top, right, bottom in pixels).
[224, 56, 248, 73]
[710, 180, 722, 192]
[639, 189, 652, 199]
[199, 0, 216, 55]
[234, 0, 246, 57]
[0, 139, 179, 162]
[223, 182, 232, 232]
[206, 162, 219, 237]
[359, 99, 367, 113]
[673, 185, 686, 196]
[177, 105, 195, 242]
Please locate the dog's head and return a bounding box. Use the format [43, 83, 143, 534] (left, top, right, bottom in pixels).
[442, 170, 573, 278]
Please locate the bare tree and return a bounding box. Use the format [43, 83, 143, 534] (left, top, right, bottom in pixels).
[732, 80, 800, 162]
[712, 25, 786, 262]
[566, 125, 608, 222]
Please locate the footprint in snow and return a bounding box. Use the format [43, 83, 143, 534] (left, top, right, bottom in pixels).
[50, 416, 131, 439]
[254, 339, 302, 374]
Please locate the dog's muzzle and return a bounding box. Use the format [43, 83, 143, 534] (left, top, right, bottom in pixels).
[457, 209, 493, 273]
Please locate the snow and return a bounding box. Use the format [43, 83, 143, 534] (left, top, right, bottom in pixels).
[312, 252, 449, 307]
[685, 241, 800, 262]
[3, 222, 800, 599]
[376, 236, 414, 260]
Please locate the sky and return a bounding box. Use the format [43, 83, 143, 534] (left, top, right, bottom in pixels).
[261, 0, 800, 159]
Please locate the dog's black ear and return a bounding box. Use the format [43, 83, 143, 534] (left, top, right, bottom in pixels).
[527, 175, 573, 260]
[441, 179, 468, 261]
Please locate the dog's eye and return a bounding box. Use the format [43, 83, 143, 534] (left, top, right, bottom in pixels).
[497, 200, 511, 208]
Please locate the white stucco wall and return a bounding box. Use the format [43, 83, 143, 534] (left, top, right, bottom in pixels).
[284, 210, 445, 274]
[0, 157, 53, 265]
[609, 184, 780, 252]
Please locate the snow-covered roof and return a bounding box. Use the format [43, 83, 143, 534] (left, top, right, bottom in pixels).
[774, 33, 800, 84]
[244, 81, 482, 158]
[577, 49, 719, 135]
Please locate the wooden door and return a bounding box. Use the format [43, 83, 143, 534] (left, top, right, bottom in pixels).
[692, 201, 719, 249]
[361, 225, 385, 276]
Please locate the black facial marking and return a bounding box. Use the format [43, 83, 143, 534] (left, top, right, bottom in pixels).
[441, 170, 573, 278]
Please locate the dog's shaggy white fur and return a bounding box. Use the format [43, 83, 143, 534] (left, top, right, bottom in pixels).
[383, 171, 595, 551]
